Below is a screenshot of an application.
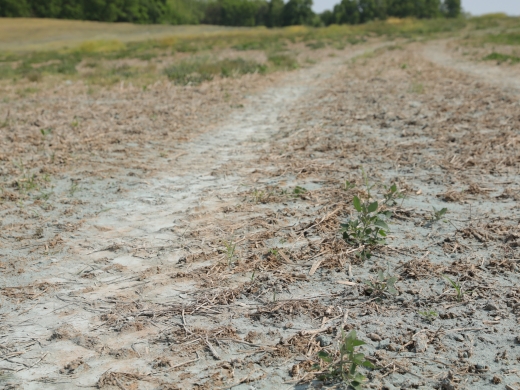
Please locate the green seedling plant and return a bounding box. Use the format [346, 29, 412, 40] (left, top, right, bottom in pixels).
[443, 275, 464, 301]
[36, 191, 53, 201]
[344, 180, 356, 191]
[364, 270, 398, 299]
[430, 207, 448, 223]
[317, 330, 374, 389]
[418, 309, 438, 323]
[293, 185, 307, 198]
[251, 189, 272, 203]
[382, 183, 404, 207]
[341, 196, 391, 259]
[223, 240, 236, 267]
[40, 128, 52, 137]
[69, 181, 79, 196]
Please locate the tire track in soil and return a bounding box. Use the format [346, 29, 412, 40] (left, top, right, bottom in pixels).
[422, 39, 520, 95]
[1, 47, 375, 389]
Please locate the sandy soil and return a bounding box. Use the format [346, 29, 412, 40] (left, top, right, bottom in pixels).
[0, 39, 519, 390]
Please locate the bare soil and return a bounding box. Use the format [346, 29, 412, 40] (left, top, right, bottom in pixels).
[0, 39, 519, 390]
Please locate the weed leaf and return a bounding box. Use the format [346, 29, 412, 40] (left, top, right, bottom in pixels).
[353, 196, 362, 212]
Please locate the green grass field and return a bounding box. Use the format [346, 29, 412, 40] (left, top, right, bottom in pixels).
[0, 15, 519, 89]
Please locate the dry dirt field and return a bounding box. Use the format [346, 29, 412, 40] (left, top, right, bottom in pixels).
[0, 17, 520, 390]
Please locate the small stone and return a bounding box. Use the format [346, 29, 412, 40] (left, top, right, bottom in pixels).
[484, 301, 499, 311]
[439, 378, 455, 390]
[413, 333, 428, 353]
[316, 335, 331, 347]
[452, 334, 464, 342]
[378, 339, 391, 349]
[515, 335, 520, 344]
[387, 342, 401, 352]
[492, 375, 502, 384]
[475, 362, 489, 372]
[368, 333, 382, 342]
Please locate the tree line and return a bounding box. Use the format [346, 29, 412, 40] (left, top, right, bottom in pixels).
[0, 0, 462, 26]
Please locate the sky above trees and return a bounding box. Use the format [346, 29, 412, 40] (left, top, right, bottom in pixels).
[312, 0, 520, 15]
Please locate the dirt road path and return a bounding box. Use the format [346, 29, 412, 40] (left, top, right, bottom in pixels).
[1, 40, 519, 390]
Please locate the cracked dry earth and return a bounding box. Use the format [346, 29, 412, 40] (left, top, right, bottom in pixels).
[1, 40, 520, 390]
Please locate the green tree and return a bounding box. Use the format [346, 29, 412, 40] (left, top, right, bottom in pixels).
[83, 0, 121, 22]
[254, 0, 269, 25]
[28, 0, 62, 18]
[282, 0, 314, 26]
[333, 0, 360, 25]
[387, 0, 415, 18]
[320, 9, 335, 26]
[443, 0, 460, 18]
[203, 1, 222, 24]
[0, 0, 31, 17]
[359, 0, 386, 23]
[267, 0, 284, 27]
[59, 0, 86, 19]
[164, 0, 206, 24]
[219, 0, 258, 26]
[417, 0, 441, 18]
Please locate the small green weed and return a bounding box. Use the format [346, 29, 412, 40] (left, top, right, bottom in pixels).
[418, 309, 438, 323]
[316, 330, 374, 389]
[69, 181, 79, 196]
[341, 172, 396, 259]
[267, 53, 298, 70]
[40, 128, 52, 137]
[409, 82, 424, 94]
[306, 40, 326, 50]
[430, 207, 448, 223]
[251, 189, 272, 203]
[382, 183, 404, 207]
[16, 174, 38, 194]
[364, 270, 398, 299]
[26, 70, 42, 82]
[293, 185, 307, 198]
[36, 191, 53, 201]
[341, 195, 391, 259]
[223, 240, 236, 267]
[232, 40, 273, 51]
[344, 180, 356, 191]
[443, 275, 464, 302]
[483, 32, 520, 46]
[483, 52, 520, 64]
[165, 57, 266, 86]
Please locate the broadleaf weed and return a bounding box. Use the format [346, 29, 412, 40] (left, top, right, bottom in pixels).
[316, 330, 374, 389]
[341, 195, 391, 260]
[364, 270, 398, 299]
